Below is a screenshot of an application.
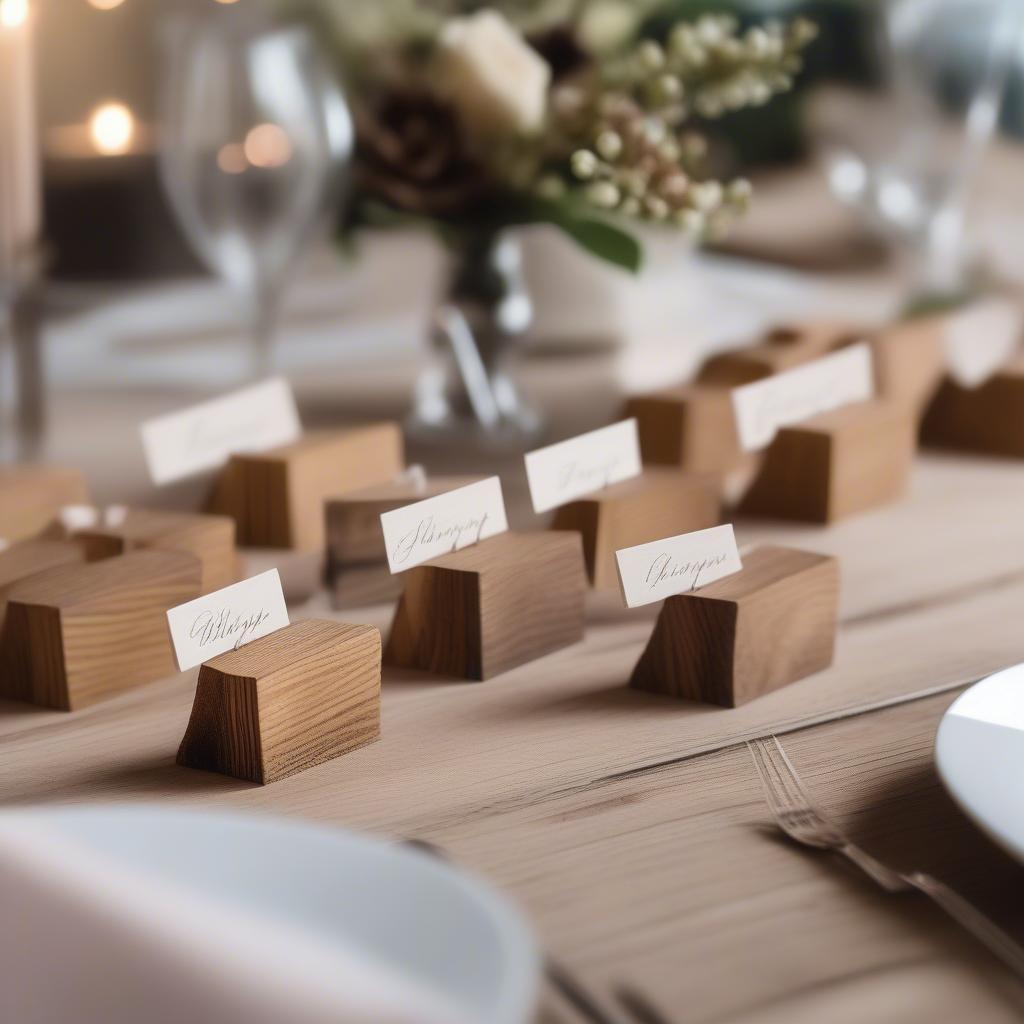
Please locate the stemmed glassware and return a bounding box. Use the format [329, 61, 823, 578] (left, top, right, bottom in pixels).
[815, 0, 1023, 298]
[158, 9, 353, 376]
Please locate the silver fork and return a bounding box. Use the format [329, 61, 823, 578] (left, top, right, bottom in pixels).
[748, 734, 1024, 981]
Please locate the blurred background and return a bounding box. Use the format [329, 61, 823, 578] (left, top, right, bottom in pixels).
[3, 0, 1024, 497]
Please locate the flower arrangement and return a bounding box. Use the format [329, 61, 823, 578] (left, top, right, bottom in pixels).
[285, 1, 816, 271]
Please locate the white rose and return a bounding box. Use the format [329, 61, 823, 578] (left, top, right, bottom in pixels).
[437, 9, 551, 137]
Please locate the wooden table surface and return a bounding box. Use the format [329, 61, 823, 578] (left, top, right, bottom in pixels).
[4, 446, 1024, 1023]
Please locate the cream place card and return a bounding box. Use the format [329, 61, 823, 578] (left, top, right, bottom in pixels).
[524, 419, 642, 513]
[141, 377, 301, 485]
[166, 568, 289, 671]
[732, 343, 874, 452]
[381, 476, 508, 573]
[615, 524, 742, 608]
[944, 298, 1024, 388]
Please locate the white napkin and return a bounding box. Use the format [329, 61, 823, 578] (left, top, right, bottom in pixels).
[0, 817, 472, 1024]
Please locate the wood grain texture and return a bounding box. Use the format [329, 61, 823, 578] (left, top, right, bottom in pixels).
[0, 539, 87, 631]
[177, 619, 381, 785]
[864, 315, 946, 415]
[77, 507, 237, 594]
[0, 466, 89, 543]
[921, 355, 1024, 457]
[631, 545, 839, 706]
[739, 399, 917, 523]
[624, 385, 748, 475]
[698, 320, 860, 386]
[325, 475, 481, 607]
[208, 424, 405, 550]
[550, 468, 720, 588]
[384, 531, 587, 680]
[0, 550, 201, 710]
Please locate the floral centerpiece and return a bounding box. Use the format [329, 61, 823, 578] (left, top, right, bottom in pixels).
[280, 0, 816, 434]
[290, 0, 816, 270]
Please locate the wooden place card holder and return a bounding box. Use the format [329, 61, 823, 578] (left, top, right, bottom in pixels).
[623, 386, 747, 476]
[76, 507, 238, 594]
[738, 399, 916, 523]
[551, 469, 719, 589]
[0, 550, 202, 710]
[861, 316, 946, 415]
[177, 619, 381, 785]
[385, 531, 587, 680]
[921, 353, 1024, 457]
[208, 423, 405, 550]
[631, 545, 839, 707]
[325, 474, 481, 607]
[698, 321, 861, 387]
[0, 539, 87, 631]
[0, 466, 89, 543]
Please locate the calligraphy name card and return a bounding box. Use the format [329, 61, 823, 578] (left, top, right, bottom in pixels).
[380, 476, 508, 573]
[166, 568, 289, 671]
[524, 419, 642, 513]
[943, 298, 1024, 389]
[732, 343, 875, 452]
[141, 377, 302, 485]
[615, 524, 743, 608]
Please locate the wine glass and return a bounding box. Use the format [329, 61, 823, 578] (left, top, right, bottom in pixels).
[814, 0, 1023, 298]
[158, 10, 353, 375]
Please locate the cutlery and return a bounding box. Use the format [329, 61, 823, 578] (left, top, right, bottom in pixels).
[748, 734, 1024, 981]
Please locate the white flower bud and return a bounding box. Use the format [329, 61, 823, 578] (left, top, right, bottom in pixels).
[691, 180, 724, 212]
[637, 40, 665, 71]
[571, 149, 599, 180]
[645, 195, 669, 220]
[675, 208, 704, 235]
[587, 181, 621, 208]
[595, 130, 623, 161]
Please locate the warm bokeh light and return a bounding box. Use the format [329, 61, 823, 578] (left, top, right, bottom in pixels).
[216, 143, 248, 175]
[86, 0, 126, 9]
[243, 123, 293, 169]
[0, 0, 29, 29]
[212, 0, 240, 4]
[89, 102, 135, 156]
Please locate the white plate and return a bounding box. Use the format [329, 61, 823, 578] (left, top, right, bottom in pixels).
[0, 805, 540, 1024]
[936, 663, 1024, 862]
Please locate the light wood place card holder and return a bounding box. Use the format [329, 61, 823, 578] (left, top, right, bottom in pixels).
[698, 321, 861, 387]
[385, 531, 587, 680]
[921, 352, 1024, 457]
[177, 619, 381, 785]
[75, 507, 237, 594]
[860, 315, 946, 416]
[0, 538, 87, 632]
[551, 469, 719, 589]
[631, 545, 839, 706]
[0, 466, 89, 543]
[325, 474, 481, 607]
[207, 423, 404, 550]
[623, 386, 747, 476]
[0, 550, 202, 710]
[738, 399, 916, 523]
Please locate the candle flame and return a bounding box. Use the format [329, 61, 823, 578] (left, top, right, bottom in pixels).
[90, 102, 135, 156]
[0, 0, 29, 29]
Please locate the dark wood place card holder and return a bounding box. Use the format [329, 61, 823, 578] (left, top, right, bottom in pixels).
[738, 399, 916, 523]
[76, 507, 238, 594]
[207, 423, 405, 550]
[0, 465, 89, 543]
[177, 618, 381, 785]
[921, 353, 1024, 457]
[0, 550, 202, 710]
[698, 320, 861, 387]
[325, 474, 482, 607]
[624, 386, 748, 476]
[550, 469, 719, 589]
[631, 545, 839, 707]
[0, 539, 88, 631]
[385, 531, 587, 680]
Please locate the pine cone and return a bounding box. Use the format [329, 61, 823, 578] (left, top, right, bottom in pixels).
[354, 89, 489, 217]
